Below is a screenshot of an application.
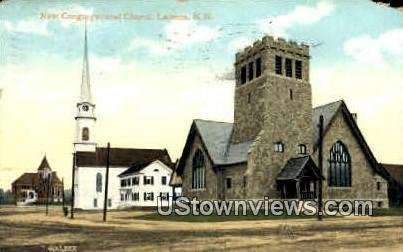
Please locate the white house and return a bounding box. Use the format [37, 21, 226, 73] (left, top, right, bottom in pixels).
[73, 25, 177, 210]
[118, 160, 175, 207]
[74, 148, 173, 210]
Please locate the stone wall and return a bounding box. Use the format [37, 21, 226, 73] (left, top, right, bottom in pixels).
[222, 163, 247, 199]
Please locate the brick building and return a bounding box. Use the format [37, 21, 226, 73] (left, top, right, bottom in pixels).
[175, 36, 390, 207]
[11, 156, 64, 204]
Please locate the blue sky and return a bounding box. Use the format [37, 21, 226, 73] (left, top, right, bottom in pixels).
[0, 0, 402, 189]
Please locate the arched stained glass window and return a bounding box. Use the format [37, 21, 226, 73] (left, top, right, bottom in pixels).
[96, 173, 102, 192]
[192, 149, 206, 189]
[328, 141, 351, 187]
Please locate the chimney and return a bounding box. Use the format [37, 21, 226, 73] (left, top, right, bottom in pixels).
[351, 113, 357, 122]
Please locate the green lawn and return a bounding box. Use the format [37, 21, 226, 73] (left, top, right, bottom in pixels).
[133, 211, 330, 222]
[132, 207, 403, 222]
[371, 207, 403, 217]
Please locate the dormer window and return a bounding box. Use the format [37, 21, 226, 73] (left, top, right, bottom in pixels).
[298, 144, 307, 154]
[274, 142, 284, 153]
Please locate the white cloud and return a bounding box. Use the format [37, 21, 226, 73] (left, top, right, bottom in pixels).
[128, 38, 170, 56]
[128, 20, 220, 56]
[2, 20, 50, 36]
[311, 63, 403, 163]
[165, 20, 219, 45]
[343, 28, 403, 68]
[257, 1, 334, 38]
[227, 37, 253, 53]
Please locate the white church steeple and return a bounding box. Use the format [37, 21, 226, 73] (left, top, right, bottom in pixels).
[74, 22, 97, 153]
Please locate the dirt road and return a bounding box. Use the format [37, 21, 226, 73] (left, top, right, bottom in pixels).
[0, 205, 402, 251]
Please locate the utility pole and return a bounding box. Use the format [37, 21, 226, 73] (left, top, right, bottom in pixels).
[45, 174, 49, 216]
[103, 143, 111, 222]
[62, 177, 65, 208]
[317, 115, 324, 221]
[70, 153, 76, 219]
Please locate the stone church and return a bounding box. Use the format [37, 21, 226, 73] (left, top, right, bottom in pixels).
[175, 36, 390, 207]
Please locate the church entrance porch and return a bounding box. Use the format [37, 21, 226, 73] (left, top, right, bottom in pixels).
[278, 179, 317, 199]
[276, 156, 323, 200]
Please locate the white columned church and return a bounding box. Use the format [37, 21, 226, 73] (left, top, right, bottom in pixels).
[73, 25, 177, 210]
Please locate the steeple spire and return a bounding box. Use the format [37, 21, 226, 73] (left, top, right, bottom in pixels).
[80, 21, 92, 104]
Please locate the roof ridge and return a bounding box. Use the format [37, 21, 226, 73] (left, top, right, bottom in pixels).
[194, 118, 233, 124]
[381, 163, 403, 167]
[96, 147, 166, 151]
[313, 100, 344, 110]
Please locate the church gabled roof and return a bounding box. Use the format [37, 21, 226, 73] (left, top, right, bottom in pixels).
[312, 100, 343, 148]
[176, 119, 252, 174]
[277, 156, 323, 180]
[37, 156, 51, 171]
[75, 147, 172, 168]
[382, 163, 403, 187]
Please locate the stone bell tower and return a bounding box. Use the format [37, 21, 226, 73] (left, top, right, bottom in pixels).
[74, 23, 97, 153]
[231, 36, 313, 198]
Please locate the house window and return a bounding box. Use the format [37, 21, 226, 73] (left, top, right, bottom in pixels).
[159, 192, 169, 201]
[132, 192, 139, 201]
[285, 58, 292, 77]
[132, 176, 139, 185]
[144, 192, 154, 201]
[120, 194, 124, 201]
[248, 62, 254, 81]
[82, 127, 89, 141]
[96, 173, 102, 192]
[275, 56, 282, 75]
[226, 178, 232, 189]
[93, 198, 97, 207]
[377, 182, 381, 191]
[192, 149, 206, 189]
[256, 57, 262, 77]
[144, 176, 154, 185]
[377, 201, 382, 208]
[295, 60, 302, 79]
[298, 144, 307, 154]
[108, 199, 112, 207]
[328, 141, 351, 187]
[240, 66, 247, 84]
[121, 179, 127, 187]
[161, 176, 167, 185]
[274, 142, 284, 153]
[127, 178, 131, 186]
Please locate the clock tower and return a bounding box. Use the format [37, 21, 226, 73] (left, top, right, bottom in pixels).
[74, 24, 97, 152]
